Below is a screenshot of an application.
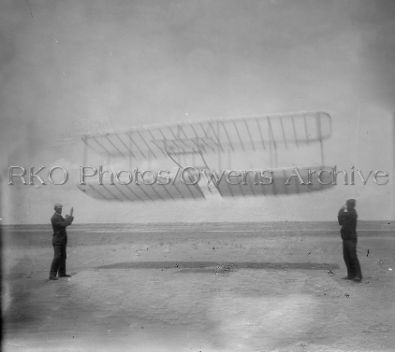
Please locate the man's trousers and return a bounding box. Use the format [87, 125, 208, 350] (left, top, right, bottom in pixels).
[49, 244, 67, 278]
[342, 239, 362, 280]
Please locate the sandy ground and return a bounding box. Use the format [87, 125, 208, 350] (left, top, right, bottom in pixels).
[2, 222, 395, 352]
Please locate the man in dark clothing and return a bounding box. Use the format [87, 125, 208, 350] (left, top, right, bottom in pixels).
[337, 199, 362, 282]
[49, 203, 74, 280]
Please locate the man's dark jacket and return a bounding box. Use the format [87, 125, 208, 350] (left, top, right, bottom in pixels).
[51, 213, 73, 245]
[337, 208, 357, 240]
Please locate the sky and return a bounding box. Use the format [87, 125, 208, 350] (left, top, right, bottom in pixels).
[1, 0, 394, 224]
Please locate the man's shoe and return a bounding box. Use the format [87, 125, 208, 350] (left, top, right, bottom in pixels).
[342, 276, 352, 280]
[352, 277, 362, 282]
[59, 274, 71, 278]
[49, 276, 58, 280]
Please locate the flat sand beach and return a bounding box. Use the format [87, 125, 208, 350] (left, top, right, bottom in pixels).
[2, 222, 395, 352]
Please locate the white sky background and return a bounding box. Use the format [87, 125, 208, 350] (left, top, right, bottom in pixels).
[1, 0, 394, 224]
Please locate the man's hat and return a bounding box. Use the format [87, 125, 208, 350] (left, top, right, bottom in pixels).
[346, 199, 356, 207]
[54, 203, 63, 210]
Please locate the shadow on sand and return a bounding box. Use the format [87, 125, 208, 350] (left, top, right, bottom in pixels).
[97, 261, 339, 272]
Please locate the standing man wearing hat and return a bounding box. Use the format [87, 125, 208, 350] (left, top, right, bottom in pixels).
[337, 199, 362, 282]
[49, 203, 74, 280]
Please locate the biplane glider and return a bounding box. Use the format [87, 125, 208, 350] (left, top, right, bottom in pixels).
[78, 111, 334, 201]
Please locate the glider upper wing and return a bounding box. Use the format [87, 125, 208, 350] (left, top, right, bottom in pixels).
[82, 112, 331, 159]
